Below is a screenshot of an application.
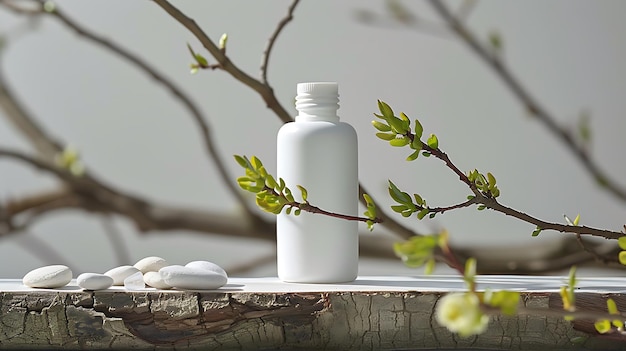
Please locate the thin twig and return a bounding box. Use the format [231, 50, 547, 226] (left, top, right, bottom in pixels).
[152, 0, 425, 240]
[152, 0, 293, 124]
[427, 0, 626, 202]
[399, 127, 625, 240]
[261, 0, 300, 85]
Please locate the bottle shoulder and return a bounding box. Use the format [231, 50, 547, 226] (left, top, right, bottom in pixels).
[278, 120, 357, 136]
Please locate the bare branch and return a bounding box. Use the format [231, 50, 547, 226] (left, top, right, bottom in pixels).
[427, 0, 626, 202]
[0, 70, 64, 159]
[261, 0, 300, 84]
[0, 147, 276, 239]
[152, 0, 426, 240]
[152, 0, 293, 124]
[0, 0, 259, 218]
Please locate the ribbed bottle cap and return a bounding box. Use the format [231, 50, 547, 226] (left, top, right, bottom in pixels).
[297, 82, 338, 96]
[295, 82, 340, 120]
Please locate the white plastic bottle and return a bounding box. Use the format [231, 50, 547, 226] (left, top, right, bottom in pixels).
[276, 82, 358, 283]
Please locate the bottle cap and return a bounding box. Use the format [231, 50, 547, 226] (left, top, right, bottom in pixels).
[295, 82, 340, 120]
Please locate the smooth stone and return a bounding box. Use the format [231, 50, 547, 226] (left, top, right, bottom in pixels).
[77, 273, 113, 290]
[104, 265, 140, 285]
[23, 265, 72, 289]
[185, 261, 228, 278]
[143, 271, 172, 289]
[123, 271, 145, 290]
[159, 265, 227, 290]
[134, 256, 168, 273]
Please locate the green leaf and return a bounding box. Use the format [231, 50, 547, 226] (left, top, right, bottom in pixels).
[234, 155, 248, 168]
[296, 185, 308, 202]
[477, 205, 486, 211]
[376, 132, 396, 141]
[278, 178, 286, 191]
[531, 226, 542, 237]
[387, 116, 408, 134]
[410, 134, 422, 151]
[366, 220, 374, 231]
[406, 150, 420, 161]
[294, 208, 301, 216]
[377, 100, 394, 120]
[568, 266, 577, 289]
[426, 134, 439, 149]
[487, 172, 496, 187]
[607, 298, 619, 315]
[424, 258, 436, 275]
[619, 251, 626, 265]
[618, 237, 626, 250]
[464, 257, 477, 281]
[413, 119, 423, 139]
[195, 53, 208, 67]
[265, 174, 277, 189]
[417, 208, 429, 220]
[421, 151, 431, 157]
[372, 120, 391, 132]
[388, 180, 412, 204]
[573, 214, 580, 226]
[389, 137, 409, 147]
[413, 193, 424, 206]
[250, 156, 263, 170]
[595, 319, 611, 334]
[485, 290, 520, 316]
[391, 205, 407, 213]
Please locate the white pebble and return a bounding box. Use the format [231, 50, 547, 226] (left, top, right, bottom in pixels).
[143, 271, 172, 289]
[23, 265, 72, 289]
[123, 271, 145, 290]
[77, 273, 113, 290]
[159, 265, 227, 290]
[185, 261, 228, 278]
[134, 256, 168, 273]
[104, 265, 140, 285]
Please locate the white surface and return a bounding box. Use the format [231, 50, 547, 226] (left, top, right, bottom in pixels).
[1, 275, 626, 293]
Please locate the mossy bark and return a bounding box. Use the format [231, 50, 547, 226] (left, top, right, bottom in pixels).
[1, 290, 624, 350]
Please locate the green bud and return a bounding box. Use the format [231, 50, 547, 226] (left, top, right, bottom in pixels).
[427, 134, 439, 149]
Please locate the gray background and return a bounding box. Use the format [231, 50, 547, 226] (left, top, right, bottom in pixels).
[1, 0, 625, 277]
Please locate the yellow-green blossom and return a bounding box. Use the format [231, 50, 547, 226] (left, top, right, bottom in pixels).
[436, 292, 489, 337]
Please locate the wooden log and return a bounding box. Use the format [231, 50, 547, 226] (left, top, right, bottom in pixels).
[1, 276, 626, 350]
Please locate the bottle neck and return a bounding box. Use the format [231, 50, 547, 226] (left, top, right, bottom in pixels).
[295, 82, 340, 122]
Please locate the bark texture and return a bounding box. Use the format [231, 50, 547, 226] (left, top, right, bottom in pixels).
[1, 290, 625, 350]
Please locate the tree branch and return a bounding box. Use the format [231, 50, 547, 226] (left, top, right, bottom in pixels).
[152, 0, 425, 240]
[261, 0, 299, 85]
[0, 0, 260, 218]
[427, 0, 626, 202]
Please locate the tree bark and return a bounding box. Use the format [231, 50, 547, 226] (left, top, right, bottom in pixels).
[1, 288, 625, 350]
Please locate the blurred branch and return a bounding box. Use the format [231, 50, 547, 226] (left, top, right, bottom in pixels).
[261, 0, 299, 85]
[0, 148, 275, 239]
[0, 0, 259, 218]
[426, 0, 626, 202]
[0, 70, 64, 159]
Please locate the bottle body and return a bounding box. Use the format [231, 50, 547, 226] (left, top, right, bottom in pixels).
[276, 82, 358, 283]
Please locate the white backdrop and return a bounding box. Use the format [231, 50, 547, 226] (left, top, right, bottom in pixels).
[1, 0, 625, 278]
